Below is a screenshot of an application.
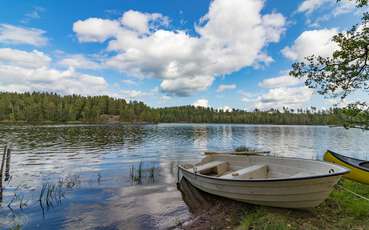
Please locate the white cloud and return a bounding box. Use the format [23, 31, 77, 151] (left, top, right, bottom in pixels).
[22, 6, 45, 23]
[221, 106, 232, 112]
[253, 53, 274, 67]
[298, 0, 358, 27]
[254, 87, 313, 110]
[73, 0, 286, 96]
[216, 84, 236, 93]
[298, 0, 356, 15]
[333, 0, 356, 16]
[325, 98, 351, 107]
[282, 28, 338, 61]
[160, 95, 171, 101]
[73, 18, 120, 42]
[0, 65, 108, 96]
[240, 91, 256, 102]
[0, 24, 48, 46]
[121, 10, 169, 34]
[193, 99, 209, 108]
[0, 48, 51, 68]
[0, 48, 109, 96]
[159, 74, 214, 97]
[119, 89, 148, 99]
[58, 54, 101, 70]
[259, 75, 303, 88]
[297, 0, 330, 14]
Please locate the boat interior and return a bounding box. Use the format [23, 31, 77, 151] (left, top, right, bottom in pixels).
[182, 154, 346, 180]
[333, 152, 369, 170]
[359, 162, 369, 169]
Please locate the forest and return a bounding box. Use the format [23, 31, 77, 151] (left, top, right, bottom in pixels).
[0, 92, 345, 125]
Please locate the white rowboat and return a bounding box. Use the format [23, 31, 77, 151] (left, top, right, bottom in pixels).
[178, 154, 349, 208]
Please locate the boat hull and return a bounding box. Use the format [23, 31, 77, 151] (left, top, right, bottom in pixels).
[324, 150, 369, 184]
[178, 167, 342, 208]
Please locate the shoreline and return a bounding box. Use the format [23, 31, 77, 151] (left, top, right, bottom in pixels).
[178, 178, 369, 229]
[0, 121, 343, 127]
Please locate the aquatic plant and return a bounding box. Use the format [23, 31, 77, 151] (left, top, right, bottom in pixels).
[39, 183, 64, 210]
[7, 189, 28, 212]
[37, 174, 81, 217]
[129, 161, 159, 185]
[234, 145, 256, 152]
[1, 144, 12, 204]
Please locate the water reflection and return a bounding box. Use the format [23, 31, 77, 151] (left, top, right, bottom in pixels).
[0, 124, 368, 229]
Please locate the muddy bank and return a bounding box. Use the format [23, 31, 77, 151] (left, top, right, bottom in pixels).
[176, 178, 253, 229]
[176, 179, 369, 230]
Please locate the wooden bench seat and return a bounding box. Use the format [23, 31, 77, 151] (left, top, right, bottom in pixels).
[220, 164, 268, 179]
[193, 161, 229, 176]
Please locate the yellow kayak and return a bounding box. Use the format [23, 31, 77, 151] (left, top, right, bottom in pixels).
[324, 150, 369, 184]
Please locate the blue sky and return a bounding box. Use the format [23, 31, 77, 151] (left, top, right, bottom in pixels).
[0, 0, 366, 110]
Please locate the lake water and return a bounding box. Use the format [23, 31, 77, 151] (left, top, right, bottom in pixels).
[0, 124, 368, 229]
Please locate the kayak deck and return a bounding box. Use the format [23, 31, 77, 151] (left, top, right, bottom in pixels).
[324, 150, 369, 184]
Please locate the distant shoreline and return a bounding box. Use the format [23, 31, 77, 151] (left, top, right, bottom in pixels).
[0, 121, 342, 127]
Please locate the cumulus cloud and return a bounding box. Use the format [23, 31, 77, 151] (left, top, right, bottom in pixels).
[254, 87, 313, 110]
[73, 18, 120, 42]
[0, 48, 109, 96]
[0, 24, 48, 46]
[259, 75, 303, 88]
[121, 10, 169, 34]
[160, 75, 214, 96]
[282, 28, 338, 61]
[216, 84, 236, 93]
[193, 99, 209, 108]
[58, 54, 102, 70]
[73, 0, 286, 96]
[0, 48, 51, 68]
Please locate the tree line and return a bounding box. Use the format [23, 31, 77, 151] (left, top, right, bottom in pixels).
[0, 92, 345, 125]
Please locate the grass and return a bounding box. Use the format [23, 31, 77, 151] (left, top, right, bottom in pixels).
[236, 179, 369, 230]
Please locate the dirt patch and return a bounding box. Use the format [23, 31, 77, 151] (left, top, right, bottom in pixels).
[176, 179, 369, 230]
[176, 178, 254, 229]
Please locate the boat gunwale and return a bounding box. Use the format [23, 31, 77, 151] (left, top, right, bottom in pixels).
[178, 155, 350, 183]
[327, 149, 369, 173]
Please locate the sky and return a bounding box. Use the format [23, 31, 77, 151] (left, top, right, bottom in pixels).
[0, 0, 367, 110]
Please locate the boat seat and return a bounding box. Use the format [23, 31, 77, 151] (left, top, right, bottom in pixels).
[194, 161, 229, 176]
[220, 164, 268, 179]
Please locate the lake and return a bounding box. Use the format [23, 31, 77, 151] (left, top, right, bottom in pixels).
[0, 124, 368, 229]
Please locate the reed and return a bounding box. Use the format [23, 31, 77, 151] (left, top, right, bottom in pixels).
[138, 161, 143, 183]
[5, 146, 11, 181]
[38, 175, 80, 214]
[0, 144, 8, 203]
[129, 161, 158, 184]
[7, 189, 28, 212]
